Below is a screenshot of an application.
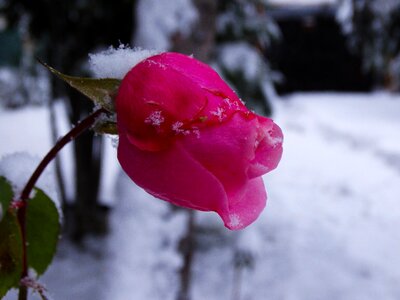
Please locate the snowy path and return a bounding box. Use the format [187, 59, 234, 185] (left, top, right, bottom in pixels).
[2, 92, 400, 300]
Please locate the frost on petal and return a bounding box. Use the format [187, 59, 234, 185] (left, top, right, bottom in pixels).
[144, 111, 165, 127]
[218, 177, 267, 230]
[211, 107, 226, 122]
[228, 214, 243, 230]
[171, 121, 186, 135]
[248, 120, 283, 179]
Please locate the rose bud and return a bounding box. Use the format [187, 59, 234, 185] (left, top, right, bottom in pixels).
[116, 52, 283, 230]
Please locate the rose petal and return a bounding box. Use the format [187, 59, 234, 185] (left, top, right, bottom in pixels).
[180, 114, 259, 189]
[118, 125, 229, 214]
[247, 118, 283, 178]
[220, 177, 267, 230]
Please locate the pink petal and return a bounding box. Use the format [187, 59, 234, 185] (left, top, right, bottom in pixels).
[247, 117, 283, 178]
[118, 125, 229, 214]
[220, 177, 267, 230]
[179, 113, 259, 192]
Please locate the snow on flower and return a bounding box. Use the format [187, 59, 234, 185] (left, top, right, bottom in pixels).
[89, 45, 159, 79]
[115, 52, 283, 230]
[144, 111, 165, 127]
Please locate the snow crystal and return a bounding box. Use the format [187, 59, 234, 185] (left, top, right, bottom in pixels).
[223, 97, 240, 110]
[228, 214, 243, 229]
[172, 121, 184, 132]
[172, 122, 200, 138]
[145, 111, 165, 127]
[134, 0, 198, 50]
[211, 107, 226, 122]
[146, 58, 167, 70]
[192, 127, 200, 139]
[89, 45, 159, 79]
[171, 121, 188, 135]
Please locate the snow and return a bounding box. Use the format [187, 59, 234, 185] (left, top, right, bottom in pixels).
[268, 0, 337, 6]
[0, 105, 67, 212]
[134, 0, 198, 50]
[2, 92, 400, 299]
[145, 110, 165, 127]
[336, 0, 353, 34]
[370, 0, 400, 16]
[89, 46, 159, 79]
[0, 153, 54, 200]
[218, 42, 262, 82]
[228, 214, 243, 229]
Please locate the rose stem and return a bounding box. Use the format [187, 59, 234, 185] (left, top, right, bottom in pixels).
[17, 107, 107, 300]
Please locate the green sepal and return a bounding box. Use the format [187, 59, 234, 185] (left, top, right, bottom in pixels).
[39, 60, 120, 112]
[26, 188, 60, 276]
[0, 210, 23, 298]
[93, 120, 118, 135]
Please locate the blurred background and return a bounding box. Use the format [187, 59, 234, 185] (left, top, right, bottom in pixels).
[1, 0, 400, 299]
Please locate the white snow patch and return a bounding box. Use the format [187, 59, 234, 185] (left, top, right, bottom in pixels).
[336, 0, 353, 34]
[218, 42, 262, 82]
[0, 152, 61, 214]
[268, 0, 336, 6]
[3, 92, 400, 300]
[89, 45, 159, 79]
[134, 0, 198, 50]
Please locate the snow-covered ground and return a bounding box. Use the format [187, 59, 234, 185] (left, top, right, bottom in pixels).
[268, 0, 336, 7]
[2, 92, 400, 300]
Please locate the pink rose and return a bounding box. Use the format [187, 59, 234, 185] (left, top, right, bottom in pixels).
[116, 52, 283, 230]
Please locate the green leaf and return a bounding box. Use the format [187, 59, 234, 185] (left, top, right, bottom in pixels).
[93, 120, 118, 135]
[0, 211, 23, 298]
[26, 188, 60, 276]
[39, 60, 120, 112]
[0, 176, 13, 222]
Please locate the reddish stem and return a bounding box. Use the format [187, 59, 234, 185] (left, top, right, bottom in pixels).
[17, 108, 107, 300]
